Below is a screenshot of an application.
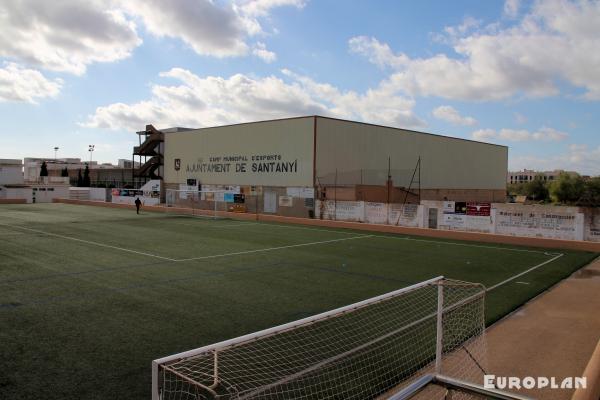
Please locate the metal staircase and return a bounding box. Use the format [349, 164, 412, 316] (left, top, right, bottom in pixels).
[134, 125, 164, 180]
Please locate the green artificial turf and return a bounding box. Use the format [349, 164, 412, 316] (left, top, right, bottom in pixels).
[0, 203, 596, 399]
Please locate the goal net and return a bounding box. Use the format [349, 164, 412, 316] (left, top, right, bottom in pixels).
[165, 189, 231, 219]
[152, 277, 489, 400]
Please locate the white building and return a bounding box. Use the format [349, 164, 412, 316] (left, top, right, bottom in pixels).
[0, 159, 24, 185]
[507, 169, 579, 184]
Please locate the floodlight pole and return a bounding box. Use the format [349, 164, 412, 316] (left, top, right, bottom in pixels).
[54, 146, 59, 161]
[88, 144, 95, 164]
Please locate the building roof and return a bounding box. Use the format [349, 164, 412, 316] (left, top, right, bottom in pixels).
[154, 115, 507, 148]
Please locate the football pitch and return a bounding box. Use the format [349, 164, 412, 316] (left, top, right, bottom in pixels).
[0, 203, 597, 400]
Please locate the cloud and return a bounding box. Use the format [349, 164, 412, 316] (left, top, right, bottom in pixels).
[349, 0, 600, 100]
[236, 0, 306, 17]
[514, 112, 527, 124]
[121, 0, 249, 57]
[432, 105, 476, 126]
[0, 0, 305, 75]
[471, 126, 568, 142]
[0, 63, 63, 103]
[0, 0, 141, 75]
[82, 68, 424, 132]
[471, 129, 497, 141]
[504, 0, 520, 18]
[281, 69, 425, 129]
[510, 144, 600, 175]
[348, 36, 408, 69]
[253, 42, 277, 63]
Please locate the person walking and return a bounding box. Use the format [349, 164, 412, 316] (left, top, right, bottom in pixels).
[135, 197, 142, 214]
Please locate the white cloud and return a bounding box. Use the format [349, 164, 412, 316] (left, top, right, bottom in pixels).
[510, 144, 600, 175]
[253, 42, 277, 63]
[0, 0, 141, 75]
[349, 0, 600, 100]
[348, 36, 408, 69]
[531, 127, 569, 141]
[121, 0, 249, 58]
[504, 0, 520, 18]
[0, 0, 304, 75]
[472, 129, 497, 141]
[432, 105, 476, 126]
[82, 68, 424, 132]
[236, 0, 306, 17]
[514, 112, 527, 124]
[471, 126, 569, 142]
[0, 63, 63, 103]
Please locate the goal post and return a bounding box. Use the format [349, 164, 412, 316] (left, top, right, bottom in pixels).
[165, 189, 230, 219]
[152, 277, 490, 400]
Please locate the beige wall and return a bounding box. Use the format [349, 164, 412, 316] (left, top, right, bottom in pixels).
[164, 118, 314, 187]
[315, 117, 507, 190]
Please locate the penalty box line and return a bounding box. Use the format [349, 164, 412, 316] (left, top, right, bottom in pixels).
[0, 223, 177, 262]
[486, 252, 564, 292]
[174, 235, 374, 262]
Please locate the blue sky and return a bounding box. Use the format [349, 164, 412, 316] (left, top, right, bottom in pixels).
[0, 0, 599, 174]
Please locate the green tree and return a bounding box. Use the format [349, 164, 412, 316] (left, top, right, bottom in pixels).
[524, 175, 549, 202]
[82, 165, 91, 187]
[578, 177, 600, 207]
[549, 173, 585, 204]
[39, 161, 48, 177]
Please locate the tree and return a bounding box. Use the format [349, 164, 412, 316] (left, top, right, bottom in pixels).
[549, 173, 585, 204]
[77, 169, 83, 187]
[40, 161, 48, 177]
[524, 175, 549, 202]
[82, 165, 91, 187]
[61, 167, 69, 177]
[577, 177, 600, 207]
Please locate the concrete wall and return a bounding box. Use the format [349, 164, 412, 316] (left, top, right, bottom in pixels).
[0, 187, 32, 203]
[315, 117, 508, 190]
[164, 117, 314, 187]
[0, 159, 24, 185]
[32, 185, 70, 203]
[316, 199, 597, 242]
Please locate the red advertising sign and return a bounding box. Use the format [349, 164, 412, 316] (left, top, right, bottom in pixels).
[467, 202, 491, 216]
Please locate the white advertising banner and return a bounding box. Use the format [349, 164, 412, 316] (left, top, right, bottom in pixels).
[365, 202, 388, 224]
[286, 187, 315, 198]
[389, 204, 420, 227]
[495, 208, 582, 240]
[442, 214, 466, 229]
[316, 200, 364, 222]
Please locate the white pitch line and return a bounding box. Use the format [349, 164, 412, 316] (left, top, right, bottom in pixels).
[486, 253, 564, 292]
[373, 234, 560, 255]
[175, 235, 373, 262]
[0, 223, 176, 262]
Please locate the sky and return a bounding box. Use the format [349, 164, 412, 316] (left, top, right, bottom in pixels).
[0, 0, 599, 174]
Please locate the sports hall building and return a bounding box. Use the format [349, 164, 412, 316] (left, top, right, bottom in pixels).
[134, 116, 507, 216]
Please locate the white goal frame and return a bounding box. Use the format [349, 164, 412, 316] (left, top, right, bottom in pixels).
[165, 189, 232, 219]
[151, 276, 500, 400]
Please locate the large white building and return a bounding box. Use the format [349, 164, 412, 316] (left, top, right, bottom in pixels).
[135, 116, 508, 216]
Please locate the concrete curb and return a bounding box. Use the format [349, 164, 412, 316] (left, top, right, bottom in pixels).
[52, 198, 600, 252]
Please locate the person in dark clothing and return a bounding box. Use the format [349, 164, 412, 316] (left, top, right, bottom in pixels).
[135, 197, 142, 214]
